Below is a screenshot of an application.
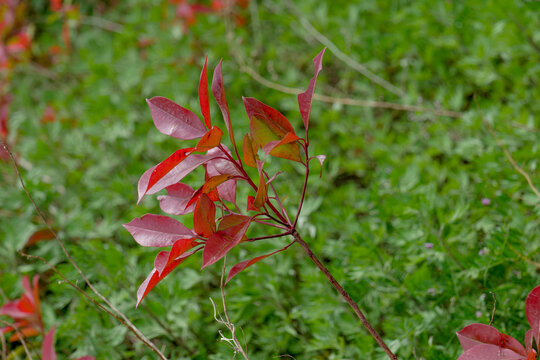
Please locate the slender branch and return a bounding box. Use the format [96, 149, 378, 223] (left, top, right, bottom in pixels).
[247, 231, 292, 242]
[254, 219, 289, 230]
[482, 119, 540, 199]
[291, 231, 397, 359]
[281, 1, 405, 97]
[0, 321, 33, 360]
[0, 330, 5, 360]
[488, 291, 496, 326]
[292, 145, 310, 228]
[510, 15, 540, 55]
[19, 252, 167, 357]
[264, 170, 292, 225]
[234, 57, 461, 118]
[2, 143, 167, 360]
[219, 257, 250, 359]
[80, 15, 124, 34]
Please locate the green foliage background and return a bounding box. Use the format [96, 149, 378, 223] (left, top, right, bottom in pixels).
[1, 0, 540, 359]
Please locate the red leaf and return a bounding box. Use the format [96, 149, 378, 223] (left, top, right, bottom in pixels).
[457, 323, 526, 355]
[50, 0, 62, 12]
[199, 56, 211, 129]
[137, 151, 216, 203]
[457, 344, 526, 360]
[42, 326, 57, 360]
[246, 195, 258, 212]
[154, 238, 198, 275]
[242, 133, 258, 168]
[146, 96, 206, 140]
[525, 329, 534, 352]
[526, 349, 536, 360]
[254, 160, 267, 209]
[8, 326, 40, 341]
[0, 95, 11, 139]
[526, 284, 540, 347]
[298, 47, 326, 135]
[157, 183, 196, 215]
[205, 146, 243, 177]
[41, 106, 56, 124]
[212, 60, 235, 147]
[0, 275, 42, 340]
[195, 126, 222, 152]
[193, 193, 216, 237]
[216, 179, 236, 204]
[243, 97, 301, 162]
[136, 241, 201, 306]
[202, 215, 252, 268]
[202, 174, 233, 194]
[123, 214, 195, 247]
[147, 148, 194, 193]
[226, 243, 292, 283]
[25, 228, 55, 247]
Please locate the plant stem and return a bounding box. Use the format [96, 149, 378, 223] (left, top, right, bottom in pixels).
[291, 230, 397, 360]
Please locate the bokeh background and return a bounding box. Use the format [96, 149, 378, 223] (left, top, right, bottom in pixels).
[1, 0, 540, 359]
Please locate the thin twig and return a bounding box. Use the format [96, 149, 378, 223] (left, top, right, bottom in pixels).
[0, 329, 6, 360]
[481, 113, 540, 199]
[0, 321, 33, 360]
[247, 231, 292, 242]
[2, 143, 168, 360]
[510, 15, 540, 55]
[234, 56, 461, 118]
[220, 257, 250, 359]
[281, 1, 405, 97]
[506, 242, 540, 269]
[0, 287, 8, 303]
[80, 16, 124, 33]
[488, 291, 496, 326]
[291, 230, 397, 359]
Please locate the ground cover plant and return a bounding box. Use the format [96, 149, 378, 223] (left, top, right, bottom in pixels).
[1, 0, 540, 359]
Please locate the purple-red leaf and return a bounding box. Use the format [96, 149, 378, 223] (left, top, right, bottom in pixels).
[212, 60, 235, 147]
[123, 214, 195, 247]
[137, 240, 201, 306]
[199, 56, 211, 129]
[146, 96, 206, 140]
[143, 148, 194, 201]
[526, 284, 540, 347]
[298, 47, 326, 135]
[193, 193, 216, 237]
[202, 215, 251, 268]
[226, 243, 292, 284]
[457, 323, 526, 355]
[243, 97, 301, 162]
[157, 183, 196, 215]
[42, 326, 57, 360]
[137, 151, 216, 203]
[457, 344, 526, 360]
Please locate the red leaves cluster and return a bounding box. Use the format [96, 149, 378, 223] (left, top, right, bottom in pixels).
[170, 0, 249, 31]
[0, 275, 43, 342]
[125, 49, 327, 306]
[456, 284, 540, 359]
[0, 276, 95, 359]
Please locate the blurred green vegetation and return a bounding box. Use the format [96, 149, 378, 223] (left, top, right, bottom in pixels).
[1, 0, 540, 359]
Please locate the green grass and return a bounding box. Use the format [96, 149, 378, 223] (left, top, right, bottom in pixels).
[1, 0, 540, 359]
